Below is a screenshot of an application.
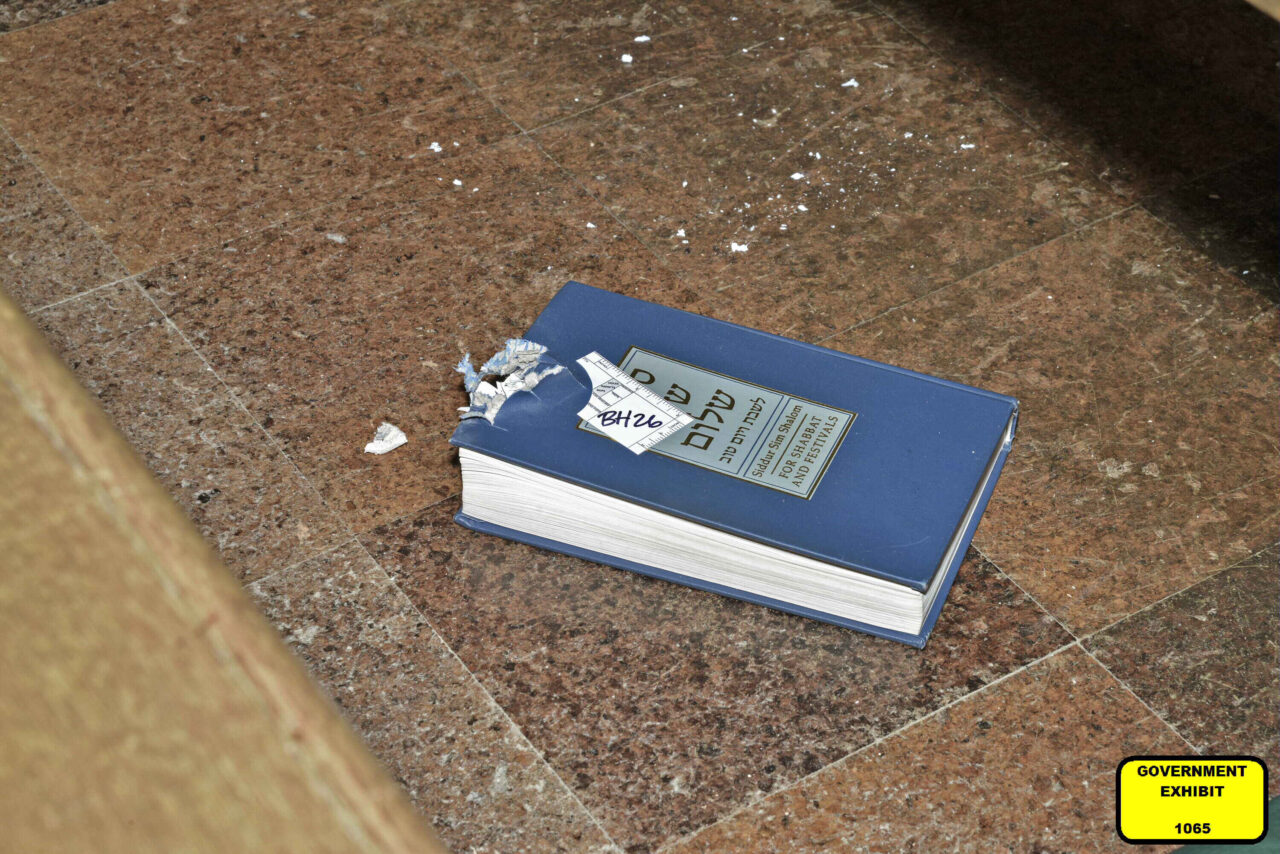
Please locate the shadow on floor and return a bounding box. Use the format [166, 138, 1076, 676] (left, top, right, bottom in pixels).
[883, 0, 1279, 299]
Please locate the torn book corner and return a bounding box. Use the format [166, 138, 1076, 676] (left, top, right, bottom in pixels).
[455, 338, 565, 423]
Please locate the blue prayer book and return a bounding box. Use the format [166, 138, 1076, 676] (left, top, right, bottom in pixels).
[450, 282, 1018, 647]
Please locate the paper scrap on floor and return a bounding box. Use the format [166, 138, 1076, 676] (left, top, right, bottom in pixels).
[365, 422, 408, 454]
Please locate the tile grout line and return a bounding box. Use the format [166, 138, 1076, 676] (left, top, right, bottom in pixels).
[3, 121, 363, 596]
[9, 87, 506, 577]
[245, 535, 359, 592]
[384, 0, 694, 281]
[243, 530, 622, 850]
[951, 90, 1276, 699]
[246, 527, 624, 849]
[4, 117, 371, 563]
[11, 8, 1264, 847]
[1131, 181, 1279, 295]
[9, 33, 619, 844]
[395, 1, 1158, 353]
[139, 8, 633, 820]
[10, 2, 1264, 326]
[819, 127, 1268, 351]
[127, 278, 369, 557]
[248, 490, 466, 592]
[662, 535, 1276, 851]
[386, 0, 1241, 671]
[0, 1, 123, 41]
[306, 22, 634, 813]
[1079, 541, 1278, 645]
[1, 108, 563, 847]
[6, 95, 483, 603]
[522, 128, 691, 283]
[394, 9, 702, 315]
[511, 88, 790, 299]
[1130, 145, 1271, 219]
[814, 201, 1141, 344]
[521, 72, 690, 135]
[532, 68, 1136, 347]
[1, 120, 139, 286]
[970, 543, 1079, 641]
[270, 27, 635, 843]
[1078, 643, 1201, 755]
[863, 2, 1108, 184]
[23, 152, 501, 315]
[132, 271, 624, 847]
[386, 2, 913, 311]
[871, 0, 1280, 304]
[498, 50, 745, 291]
[29, 265, 467, 589]
[654, 639, 1081, 853]
[866, 1, 1124, 194]
[416, 0, 1271, 348]
[870, 0, 1278, 297]
[29, 272, 138, 313]
[348, 537, 627, 854]
[971, 544, 1203, 755]
[385, 0, 532, 132]
[831, 7, 1280, 765]
[7, 80, 521, 311]
[23, 161, 464, 307]
[327, 14, 1237, 842]
[388, 0, 796, 141]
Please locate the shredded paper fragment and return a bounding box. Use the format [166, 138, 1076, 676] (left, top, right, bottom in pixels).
[456, 338, 564, 423]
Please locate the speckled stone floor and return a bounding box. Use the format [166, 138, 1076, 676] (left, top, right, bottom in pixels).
[2, 0, 1276, 851]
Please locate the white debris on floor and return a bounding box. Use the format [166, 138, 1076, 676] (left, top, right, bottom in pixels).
[364, 422, 408, 455]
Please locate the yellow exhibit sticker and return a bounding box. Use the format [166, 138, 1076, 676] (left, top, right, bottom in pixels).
[1117, 755, 1268, 844]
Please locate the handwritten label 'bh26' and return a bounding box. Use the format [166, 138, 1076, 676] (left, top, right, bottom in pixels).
[602, 348, 855, 499]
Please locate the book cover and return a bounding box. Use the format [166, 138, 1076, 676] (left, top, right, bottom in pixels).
[450, 282, 1018, 646]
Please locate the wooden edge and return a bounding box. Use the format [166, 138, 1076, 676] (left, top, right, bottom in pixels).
[1244, 0, 1280, 20]
[0, 291, 449, 854]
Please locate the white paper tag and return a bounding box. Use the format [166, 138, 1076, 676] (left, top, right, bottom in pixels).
[576, 352, 693, 454]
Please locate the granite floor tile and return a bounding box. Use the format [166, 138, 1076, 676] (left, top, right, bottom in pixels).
[138, 137, 691, 533]
[0, 133, 127, 312]
[1087, 545, 1280, 794]
[875, 0, 1278, 201]
[666, 646, 1186, 853]
[1141, 152, 1279, 301]
[435, 29, 732, 134]
[0, 0, 514, 269]
[397, 0, 677, 70]
[397, 0, 687, 130]
[362, 497, 1071, 851]
[399, 0, 877, 131]
[7, 0, 1274, 846]
[249, 541, 619, 854]
[32, 282, 350, 581]
[825, 208, 1278, 633]
[533, 8, 1124, 341]
[0, 0, 110, 32]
